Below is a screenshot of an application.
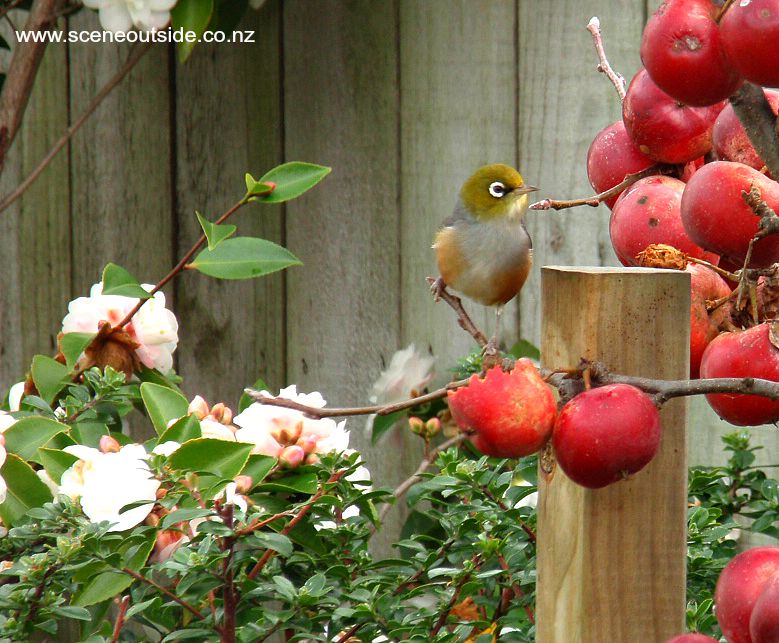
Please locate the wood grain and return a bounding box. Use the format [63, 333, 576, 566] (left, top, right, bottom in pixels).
[537, 267, 689, 642]
[174, 1, 285, 406]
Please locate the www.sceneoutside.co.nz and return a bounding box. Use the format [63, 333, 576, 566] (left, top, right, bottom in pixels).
[15, 27, 256, 44]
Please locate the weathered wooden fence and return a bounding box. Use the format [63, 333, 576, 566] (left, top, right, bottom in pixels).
[1, 0, 777, 504]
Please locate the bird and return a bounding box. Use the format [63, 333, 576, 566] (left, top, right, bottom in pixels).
[432, 163, 538, 350]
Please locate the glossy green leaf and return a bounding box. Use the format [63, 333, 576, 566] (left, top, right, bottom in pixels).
[238, 377, 268, 412]
[189, 237, 301, 280]
[161, 507, 215, 529]
[509, 339, 541, 361]
[196, 211, 237, 250]
[60, 332, 95, 370]
[370, 411, 404, 446]
[241, 454, 276, 485]
[158, 414, 201, 444]
[171, 0, 214, 62]
[71, 422, 110, 448]
[169, 438, 253, 480]
[255, 471, 318, 495]
[140, 382, 189, 435]
[0, 454, 53, 526]
[253, 162, 330, 203]
[31, 354, 69, 404]
[3, 417, 68, 461]
[38, 447, 79, 484]
[101, 263, 151, 299]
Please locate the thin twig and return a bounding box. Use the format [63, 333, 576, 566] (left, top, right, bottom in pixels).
[247, 470, 347, 580]
[110, 595, 131, 643]
[0, 0, 27, 24]
[377, 433, 469, 524]
[0, 41, 152, 214]
[246, 378, 469, 419]
[586, 16, 626, 101]
[429, 561, 476, 637]
[530, 165, 666, 211]
[334, 623, 364, 643]
[121, 566, 208, 622]
[427, 277, 488, 346]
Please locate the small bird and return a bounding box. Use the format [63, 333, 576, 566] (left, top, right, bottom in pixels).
[432, 163, 538, 348]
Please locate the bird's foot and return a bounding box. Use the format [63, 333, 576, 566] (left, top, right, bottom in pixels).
[428, 276, 447, 302]
[482, 336, 501, 370]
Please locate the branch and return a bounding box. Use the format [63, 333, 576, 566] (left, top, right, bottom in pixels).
[0, 0, 65, 172]
[121, 566, 208, 622]
[110, 595, 131, 643]
[377, 432, 469, 524]
[0, 41, 152, 215]
[530, 165, 666, 211]
[427, 277, 488, 347]
[586, 16, 626, 101]
[246, 470, 347, 580]
[729, 82, 779, 179]
[245, 378, 469, 419]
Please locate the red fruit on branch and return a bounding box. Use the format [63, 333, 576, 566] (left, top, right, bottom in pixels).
[447, 360, 557, 458]
[720, 0, 779, 88]
[623, 68, 724, 164]
[609, 175, 719, 266]
[680, 161, 779, 268]
[715, 546, 779, 643]
[586, 121, 656, 209]
[700, 323, 779, 426]
[640, 0, 742, 106]
[689, 263, 732, 378]
[713, 88, 779, 175]
[552, 384, 662, 489]
[751, 573, 779, 643]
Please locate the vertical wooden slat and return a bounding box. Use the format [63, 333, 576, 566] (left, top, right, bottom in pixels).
[537, 267, 688, 642]
[68, 13, 173, 298]
[517, 0, 645, 346]
[174, 1, 285, 406]
[400, 0, 518, 366]
[0, 22, 70, 391]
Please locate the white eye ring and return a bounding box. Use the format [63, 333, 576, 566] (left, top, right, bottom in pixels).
[489, 181, 506, 198]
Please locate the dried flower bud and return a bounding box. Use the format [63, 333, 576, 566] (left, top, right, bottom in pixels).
[145, 512, 161, 527]
[99, 435, 121, 453]
[156, 487, 168, 500]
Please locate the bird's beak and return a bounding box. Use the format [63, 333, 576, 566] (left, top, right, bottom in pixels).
[513, 185, 539, 195]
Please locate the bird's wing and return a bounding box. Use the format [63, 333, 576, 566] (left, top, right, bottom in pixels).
[439, 199, 476, 229]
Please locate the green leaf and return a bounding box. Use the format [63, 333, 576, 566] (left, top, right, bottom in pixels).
[370, 411, 404, 446]
[253, 162, 331, 203]
[0, 454, 53, 526]
[239, 377, 268, 412]
[245, 172, 256, 192]
[256, 533, 293, 557]
[31, 354, 69, 404]
[3, 416, 68, 461]
[71, 570, 134, 608]
[51, 606, 92, 621]
[71, 422, 110, 448]
[509, 339, 541, 361]
[169, 438, 253, 480]
[241, 454, 276, 485]
[158, 414, 201, 444]
[255, 471, 318, 495]
[161, 507, 215, 529]
[60, 332, 96, 370]
[171, 0, 214, 62]
[38, 447, 79, 484]
[196, 211, 237, 250]
[140, 382, 189, 435]
[101, 263, 151, 299]
[189, 237, 301, 280]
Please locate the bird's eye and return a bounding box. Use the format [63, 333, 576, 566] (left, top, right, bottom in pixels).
[488, 181, 506, 198]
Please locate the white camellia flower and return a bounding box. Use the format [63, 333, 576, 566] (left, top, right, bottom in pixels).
[7, 382, 24, 412]
[82, 0, 176, 33]
[370, 344, 435, 405]
[61, 282, 179, 374]
[234, 385, 349, 460]
[0, 445, 7, 505]
[152, 441, 181, 457]
[0, 411, 17, 434]
[61, 444, 160, 532]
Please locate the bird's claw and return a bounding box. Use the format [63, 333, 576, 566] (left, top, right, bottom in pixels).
[429, 276, 447, 302]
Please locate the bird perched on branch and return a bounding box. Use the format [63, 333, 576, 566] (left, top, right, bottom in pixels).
[432, 163, 538, 348]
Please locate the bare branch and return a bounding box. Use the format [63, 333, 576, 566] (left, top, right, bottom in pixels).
[586, 16, 626, 101]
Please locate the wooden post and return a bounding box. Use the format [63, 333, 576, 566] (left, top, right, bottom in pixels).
[536, 267, 690, 642]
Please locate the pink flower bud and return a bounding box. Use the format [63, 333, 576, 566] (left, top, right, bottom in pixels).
[408, 416, 425, 435]
[188, 395, 210, 420]
[280, 445, 305, 468]
[99, 435, 121, 453]
[271, 417, 303, 445]
[233, 475, 252, 494]
[210, 403, 233, 425]
[425, 417, 442, 437]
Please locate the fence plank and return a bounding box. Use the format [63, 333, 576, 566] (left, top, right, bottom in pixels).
[517, 0, 645, 347]
[0, 30, 70, 392]
[399, 0, 518, 370]
[68, 16, 173, 303]
[174, 2, 285, 407]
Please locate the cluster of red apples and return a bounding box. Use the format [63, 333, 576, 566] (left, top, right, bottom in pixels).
[446, 0, 779, 491]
